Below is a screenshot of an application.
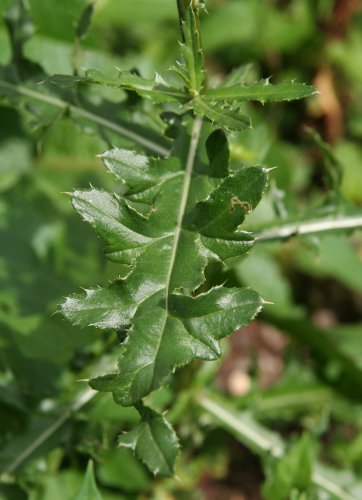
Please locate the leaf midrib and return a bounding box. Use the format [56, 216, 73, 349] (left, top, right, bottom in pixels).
[148, 116, 203, 389]
[130, 295, 263, 395]
[164, 116, 203, 306]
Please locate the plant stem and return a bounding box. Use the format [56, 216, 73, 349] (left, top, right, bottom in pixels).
[0, 80, 169, 156]
[255, 215, 362, 241]
[199, 395, 284, 456]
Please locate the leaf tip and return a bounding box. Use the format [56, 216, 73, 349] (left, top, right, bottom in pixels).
[262, 166, 278, 173]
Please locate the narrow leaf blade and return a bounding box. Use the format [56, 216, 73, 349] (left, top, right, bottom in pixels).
[47, 70, 186, 104]
[178, 5, 206, 93]
[205, 80, 316, 104]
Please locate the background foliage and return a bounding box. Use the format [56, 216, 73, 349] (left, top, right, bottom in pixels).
[1, 0, 362, 498]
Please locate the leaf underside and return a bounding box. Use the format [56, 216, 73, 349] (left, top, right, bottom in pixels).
[61, 128, 268, 406]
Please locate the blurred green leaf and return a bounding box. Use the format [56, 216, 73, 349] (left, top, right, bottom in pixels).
[296, 235, 362, 294]
[24, 0, 88, 73]
[97, 448, 149, 491]
[236, 249, 301, 317]
[76, 2, 95, 40]
[262, 434, 316, 500]
[28, 0, 87, 41]
[0, 138, 31, 192]
[337, 142, 362, 203]
[0, 18, 11, 65]
[47, 70, 186, 103]
[306, 127, 343, 195]
[264, 312, 362, 401]
[72, 461, 102, 500]
[33, 470, 84, 500]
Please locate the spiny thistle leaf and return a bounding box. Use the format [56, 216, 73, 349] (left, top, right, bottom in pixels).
[47, 70, 186, 103]
[205, 79, 316, 104]
[61, 125, 268, 406]
[119, 403, 179, 477]
[193, 97, 251, 131]
[174, 5, 206, 94]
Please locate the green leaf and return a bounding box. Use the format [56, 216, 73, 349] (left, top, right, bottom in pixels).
[306, 127, 343, 193]
[262, 434, 316, 500]
[47, 70, 186, 104]
[264, 312, 362, 400]
[0, 137, 31, 192]
[28, 0, 87, 41]
[72, 461, 103, 500]
[176, 5, 206, 94]
[205, 79, 315, 103]
[62, 125, 268, 405]
[193, 97, 251, 131]
[236, 249, 301, 317]
[25, 0, 88, 73]
[296, 235, 362, 294]
[97, 448, 149, 492]
[118, 403, 179, 477]
[76, 2, 95, 40]
[206, 129, 229, 179]
[0, 17, 11, 65]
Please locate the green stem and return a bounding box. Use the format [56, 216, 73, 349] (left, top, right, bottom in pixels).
[255, 215, 362, 241]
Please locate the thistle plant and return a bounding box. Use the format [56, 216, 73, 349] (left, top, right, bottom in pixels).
[59, 0, 315, 476]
